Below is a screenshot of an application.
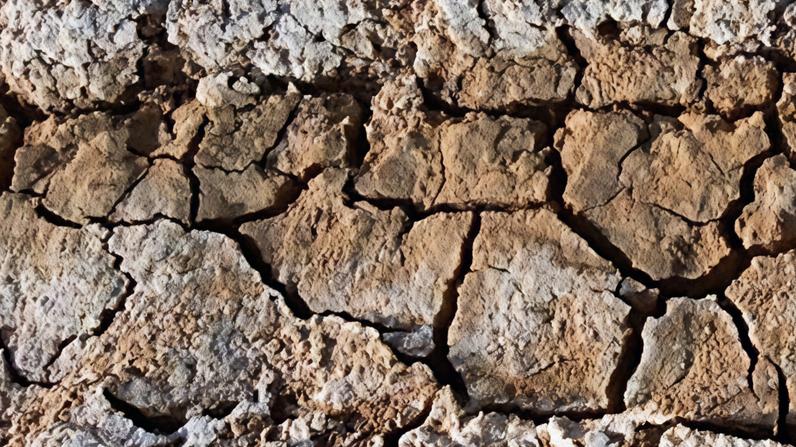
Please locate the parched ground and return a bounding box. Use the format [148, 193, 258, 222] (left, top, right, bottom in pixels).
[4, 1, 796, 446]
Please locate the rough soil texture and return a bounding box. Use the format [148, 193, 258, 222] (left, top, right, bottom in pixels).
[4, 1, 796, 446]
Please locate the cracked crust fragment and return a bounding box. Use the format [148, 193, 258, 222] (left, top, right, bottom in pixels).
[735, 155, 796, 252]
[10, 112, 151, 225]
[110, 158, 192, 224]
[411, 1, 578, 110]
[6, 220, 438, 446]
[241, 169, 472, 344]
[166, 0, 403, 84]
[356, 75, 552, 210]
[449, 209, 629, 413]
[558, 110, 768, 281]
[195, 92, 301, 171]
[398, 386, 541, 446]
[625, 297, 779, 431]
[704, 55, 779, 118]
[727, 251, 796, 432]
[778, 73, 796, 163]
[266, 93, 364, 181]
[671, 0, 778, 46]
[574, 30, 702, 109]
[195, 164, 298, 222]
[0, 193, 129, 383]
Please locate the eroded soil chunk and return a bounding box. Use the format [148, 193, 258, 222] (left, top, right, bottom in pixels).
[625, 297, 779, 430]
[241, 169, 472, 350]
[356, 75, 552, 210]
[449, 209, 629, 413]
[727, 251, 796, 431]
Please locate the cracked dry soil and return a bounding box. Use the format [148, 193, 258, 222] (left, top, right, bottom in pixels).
[6, 1, 796, 446]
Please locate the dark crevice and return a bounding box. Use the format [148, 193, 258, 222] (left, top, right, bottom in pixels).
[716, 293, 759, 392]
[416, 80, 565, 124]
[201, 401, 237, 420]
[342, 174, 546, 220]
[675, 417, 779, 441]
[774, 362, 794, 442]
[33, 203, 82, 228]
[0, 85, 47, 128]
[103, 389, 186, 435]
[351, 104, 373, 168]
[426, 212, 480, 398]
[382, 397, 434, 447]
[605, 309, 646, 413]
[197, 222, 313, 319]
[184, 117, 208, 225]
[91, 248, 138, 338]
[39, 335, 76, 371]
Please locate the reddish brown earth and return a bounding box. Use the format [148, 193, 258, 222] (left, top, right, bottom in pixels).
[3, 1, 796, 446]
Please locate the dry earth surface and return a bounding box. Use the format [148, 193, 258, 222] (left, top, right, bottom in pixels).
[5, 0, 796, 446]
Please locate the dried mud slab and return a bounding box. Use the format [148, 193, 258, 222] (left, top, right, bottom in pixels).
[411, 1, 578, 110]
[727, 251, 796, 432]
[735, 155, 796, 252]
[670, 0, 778, 45]
[625, 297, 779, 431]
[0, 193, 128, 383]
[574, 30, 702, 108]
[4, 220, 438, 445]
[0, 0, 165, 111]
[704, 55, 779, 118]
[10, 112, 154, 224]
[449, 209, 629, 413]
[195, 93, 300, 171]
[356, 75, 552, 210]
[241, 169, 472, 350]
[110, 158, 192, 224]
[558, 109, 769, 281]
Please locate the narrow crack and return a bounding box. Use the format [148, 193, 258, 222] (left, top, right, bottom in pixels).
[774, 362, 793, 442]
[716, 293, 759, 393]
[605, 307, 647, 413]
[103, 389, 186, 436]
[33, 203, 82, 228]
[382, 395, 435, 447]
[203, 223, 314, 319]
[184, 117, 208, 225]
[426, 212, 480, 398]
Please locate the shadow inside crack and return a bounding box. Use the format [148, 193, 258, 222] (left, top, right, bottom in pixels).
[103, 389, 186, 435]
